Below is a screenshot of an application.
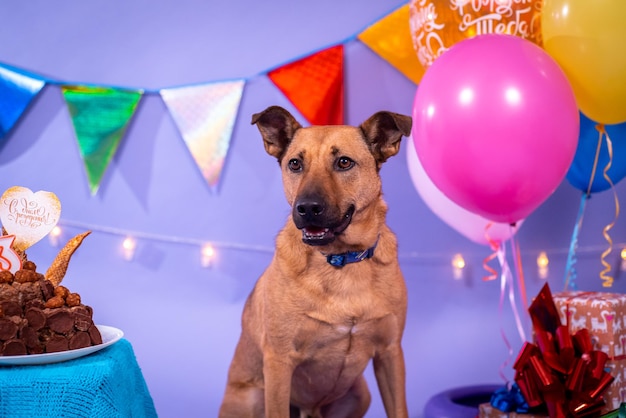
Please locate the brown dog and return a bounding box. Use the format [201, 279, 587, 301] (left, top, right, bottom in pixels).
[219, 106, 412, 418]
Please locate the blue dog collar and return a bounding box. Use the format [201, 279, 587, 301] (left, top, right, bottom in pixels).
[325, 238, 378, 268]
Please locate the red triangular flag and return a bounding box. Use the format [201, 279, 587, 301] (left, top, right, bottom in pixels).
[268, 44, 344, 126]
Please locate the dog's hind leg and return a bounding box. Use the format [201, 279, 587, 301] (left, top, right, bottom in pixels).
[219, 384, 265, 418]
[319, 375, 371, 418]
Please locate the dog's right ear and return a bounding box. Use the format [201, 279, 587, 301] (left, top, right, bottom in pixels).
[251, 106, 302, 160]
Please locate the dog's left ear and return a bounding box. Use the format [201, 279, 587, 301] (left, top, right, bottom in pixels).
[360, 111, 412, 165]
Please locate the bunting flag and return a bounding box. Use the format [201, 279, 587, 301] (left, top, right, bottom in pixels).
[160, 80, 245, 191]
[268, 45, 344, 126]
[61, 85, 143, 195]
[357, 4, 425, 85]
[0, 7, 425, 194]
[0, 65, 46, 141]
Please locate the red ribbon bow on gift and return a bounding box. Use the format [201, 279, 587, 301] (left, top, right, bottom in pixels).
[513, 284, 615, 418]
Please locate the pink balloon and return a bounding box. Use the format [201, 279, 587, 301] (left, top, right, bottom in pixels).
[412, 34, 579, 224]
[406, 137, 522, 246]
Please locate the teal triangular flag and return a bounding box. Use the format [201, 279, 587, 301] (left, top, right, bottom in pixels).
[62, 85, 143, 195]
[0, 65, 46, 140]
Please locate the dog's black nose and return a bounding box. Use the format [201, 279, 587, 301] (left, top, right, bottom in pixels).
[295, 199, 325, 218]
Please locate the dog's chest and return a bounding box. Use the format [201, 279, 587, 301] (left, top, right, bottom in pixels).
[290, 267, 402, 352]
[289, 310, 397, 403]
[294, 306, 397, 357]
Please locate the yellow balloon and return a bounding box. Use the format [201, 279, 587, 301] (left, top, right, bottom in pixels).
[542, 0, 626, 125]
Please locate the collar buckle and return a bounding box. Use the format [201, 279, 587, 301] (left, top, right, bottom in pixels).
[325, 236, 379, 268]
[327, 254, 347, 267]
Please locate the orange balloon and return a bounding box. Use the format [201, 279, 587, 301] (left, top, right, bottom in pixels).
[409, 0, 542, 69]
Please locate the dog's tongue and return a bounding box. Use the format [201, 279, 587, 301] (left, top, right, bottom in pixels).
[303, 227, 329, 238]
[301, 227, 335, 246]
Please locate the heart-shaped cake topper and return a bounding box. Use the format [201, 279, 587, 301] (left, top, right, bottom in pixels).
[0, 186, 61, 251]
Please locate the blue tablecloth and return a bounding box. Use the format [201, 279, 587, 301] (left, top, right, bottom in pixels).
[0, 338, 157, 418]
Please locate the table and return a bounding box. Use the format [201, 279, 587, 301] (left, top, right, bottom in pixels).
[0, 338, 157, 418]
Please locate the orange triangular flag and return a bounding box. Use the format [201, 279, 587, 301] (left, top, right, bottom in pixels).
[268, 44, 343, 126]
[358, 4, 425, 84]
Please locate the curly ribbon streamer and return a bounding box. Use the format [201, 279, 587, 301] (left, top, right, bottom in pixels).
[564, 194, 589, 291]
[498, 247, 528, 344]
[509, 225, 528, 311]
[509, 225, 531, 344]
[496, 245, 515, 383]
[482, 223, 499, 282]
[496, 244, 528, 383]
[484, 223, 528, 382]
[597, 124, 619, 288]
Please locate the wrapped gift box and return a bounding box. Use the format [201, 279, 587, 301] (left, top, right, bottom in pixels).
[553, 291, 626, 412]
[479, 402, 547, 418]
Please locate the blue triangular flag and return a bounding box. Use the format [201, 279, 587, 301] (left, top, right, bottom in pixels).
[0, 65, 46, 140]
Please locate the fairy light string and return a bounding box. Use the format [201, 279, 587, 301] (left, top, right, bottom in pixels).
[48, 218, 626, 280]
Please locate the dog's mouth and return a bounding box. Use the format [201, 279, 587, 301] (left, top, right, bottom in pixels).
[301, 205, 355, 246]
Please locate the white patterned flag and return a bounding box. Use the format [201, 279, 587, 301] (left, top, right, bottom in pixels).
[160, 80, 245, 191]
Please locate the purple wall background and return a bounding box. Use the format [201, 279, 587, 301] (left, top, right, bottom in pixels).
[1, 1, 625, 417]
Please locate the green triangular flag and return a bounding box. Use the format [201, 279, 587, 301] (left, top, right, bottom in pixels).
[62, 85, 143, 195]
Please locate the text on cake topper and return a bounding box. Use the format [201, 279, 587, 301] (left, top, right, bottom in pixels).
[0, 186, 61, 251]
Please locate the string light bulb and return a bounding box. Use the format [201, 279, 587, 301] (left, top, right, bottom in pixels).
[451, 253, 466, 280]
[48, 226, 62, 247]
[122, 236, 137, 261]
[537, 251, 549, 279]
[201, 244, 215, 268]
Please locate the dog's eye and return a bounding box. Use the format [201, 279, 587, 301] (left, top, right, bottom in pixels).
[288, 158, 303, 172]
[335, 156, 355, 171]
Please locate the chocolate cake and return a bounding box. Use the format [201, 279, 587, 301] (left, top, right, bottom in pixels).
[0, 232, 102, 356]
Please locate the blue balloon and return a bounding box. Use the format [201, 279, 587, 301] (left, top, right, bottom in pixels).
[566, 113, 626, 193]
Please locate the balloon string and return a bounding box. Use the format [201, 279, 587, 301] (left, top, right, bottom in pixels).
[509, 224, 528, 312]
[597, 125, 618, 288]
[509, 224, 531, 341]
[498, 244, 527, 343]
[563, 125, 604, 291]
[482, 223, 499, 281]
[564, 194, 588, 291]
[585, 126, 604, 196]
[497, 245, 514, 383]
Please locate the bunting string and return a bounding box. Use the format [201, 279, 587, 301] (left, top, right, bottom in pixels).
[2, 4, 623, 290]
[0, 3, 421, 195]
